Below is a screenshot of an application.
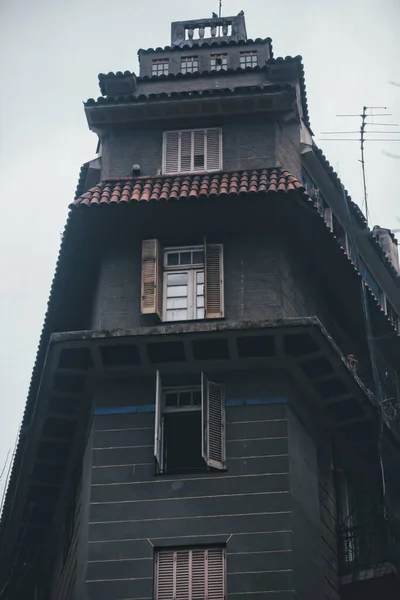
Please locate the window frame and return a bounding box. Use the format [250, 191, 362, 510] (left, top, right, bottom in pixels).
[154, 546, 226, 600]
[163, 245, 205, 322]
[154, 372, 226, 474]
[239, 50, 258, 68]
[140, 239, 224, 321]
[210, 53, 228, 71]
[180, 55, 199, 74]
[162, 127, 223, 175]
[152, 58, 169, 76]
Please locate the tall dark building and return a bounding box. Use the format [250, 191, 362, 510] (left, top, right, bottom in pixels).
[1, 12, 400, 600]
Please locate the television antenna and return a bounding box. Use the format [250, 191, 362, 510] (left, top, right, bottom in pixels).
[320, 106, 400, 224]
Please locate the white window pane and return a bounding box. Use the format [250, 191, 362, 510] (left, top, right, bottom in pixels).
[167, 285, 188, 297]
[167, 297, 188, 309]
[197, 296, 204, 308]
[196, 271, 204, 284]
[196, 308, 205, 319]
[167, 272, 188, 285]
[197, 284, 204, 295]
[167, 309, 188, 321]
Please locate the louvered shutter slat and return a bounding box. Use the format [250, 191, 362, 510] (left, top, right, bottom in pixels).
[180, 131, 192, 173]
[205, 244, 223, 319]
[141, 239, 163, 318]
[164, 131, 180, 175]
[156, 548, 225, 600]
[156, 551, 174, 600]
[207, 381, 225, 469]
[207, 549, 225, 599]
[176, 550, 190, 599]
[206, 128, 221, 171]
[193, 130, 205, 172]
[192, 549, 206, 599]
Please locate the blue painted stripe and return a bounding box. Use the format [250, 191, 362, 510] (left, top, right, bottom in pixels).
[227, 397, 287, 407]
[94, 405, 155, 415]
[94, 397, 287, 416]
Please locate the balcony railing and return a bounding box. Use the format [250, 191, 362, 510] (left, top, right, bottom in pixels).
[339, 520, 400, 575]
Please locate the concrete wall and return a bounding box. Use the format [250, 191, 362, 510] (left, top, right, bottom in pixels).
[79, 368, 339, 600]
[100, 116, 277, 180]
[84, 370, 311, 600]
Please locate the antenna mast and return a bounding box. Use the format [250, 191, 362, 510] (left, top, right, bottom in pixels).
[321, 106, 400, 224]
[219, 0, 222, 17]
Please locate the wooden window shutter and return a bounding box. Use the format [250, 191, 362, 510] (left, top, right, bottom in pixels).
[154, 370, 163, 473]
[206, 548, 226, 598]
[180, 130, 192, 173]
[204, 242, 224, 318]
[163, 131, 179, 175]
[206, 128, 222, 171]
[201, 373, 226, 470]
[155, 548, 225, 599]
[141, 239, 163, 318]
[155, 550, 174, 599]
[193, 129, 206, 172]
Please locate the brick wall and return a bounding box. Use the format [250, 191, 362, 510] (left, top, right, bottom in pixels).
[100, 117, 278, 180]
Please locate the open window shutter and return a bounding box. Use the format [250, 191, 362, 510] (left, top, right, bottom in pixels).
[204, 243, 224, 318]
[154, 370, 163, 473]
[141, 239, 163, 318]
[206, 128, 221, 171]
[163, 131, 179, 175]
[201, 373, 225, 470]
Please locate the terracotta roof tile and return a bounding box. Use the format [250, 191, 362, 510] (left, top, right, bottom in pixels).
[70, 169, 306, 208]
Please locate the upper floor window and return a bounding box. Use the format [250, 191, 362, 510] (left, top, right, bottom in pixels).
[141, 240, 224, 321]
[164, 247, 205, 321]
[155, 372, 226, 474]
[181, 56, 199, 74]
[163, 128, 222, 175]
[152, 58, 169, 76]
[210, 53, 228, 71]
[155, 547, 226, 599]
[240, 50, 258, 68]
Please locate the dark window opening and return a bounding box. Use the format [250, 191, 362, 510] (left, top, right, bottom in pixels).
[163, 411, 205, 472]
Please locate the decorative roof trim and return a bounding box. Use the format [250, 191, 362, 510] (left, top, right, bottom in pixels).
[137, 37, 273, 55]
[96, 56, 309, 126]
[85, 82, 295, 107]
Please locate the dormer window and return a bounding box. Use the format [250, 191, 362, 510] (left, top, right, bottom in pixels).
[181, 56, 199, 74]
[163, 128, 222, 175]
[210, 53, 228, 71]
[152, 58, 169, 76]
[240, 50, 258, 68]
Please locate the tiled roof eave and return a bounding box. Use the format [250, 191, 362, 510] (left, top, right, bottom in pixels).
[70, 168, 307, 208]
[95, 56, 310, 127]
[85, 82, 296, 107]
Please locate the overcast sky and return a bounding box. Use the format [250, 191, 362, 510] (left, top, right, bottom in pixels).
[0, 0, 399, 499]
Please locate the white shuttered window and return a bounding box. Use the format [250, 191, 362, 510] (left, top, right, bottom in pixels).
[155, 547, 226, 600]
[163, 128, 222, 175]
